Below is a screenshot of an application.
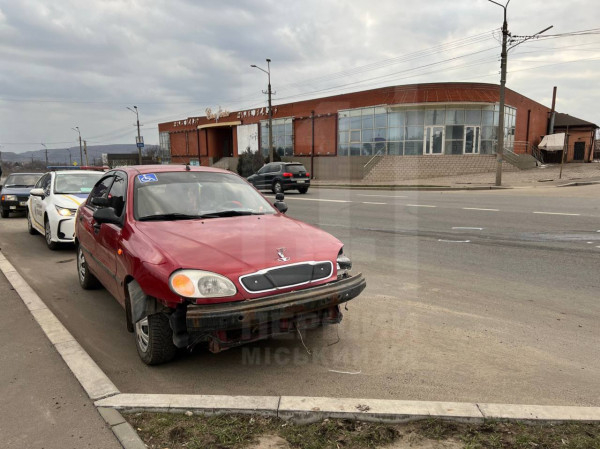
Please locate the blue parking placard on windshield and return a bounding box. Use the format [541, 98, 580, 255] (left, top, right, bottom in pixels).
[138, 174, 158, 183]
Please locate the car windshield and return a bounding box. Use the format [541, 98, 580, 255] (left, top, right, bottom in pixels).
[4, 173, 42, 187]
[54, 172, 104, 194]
[134, 171, 276, 221]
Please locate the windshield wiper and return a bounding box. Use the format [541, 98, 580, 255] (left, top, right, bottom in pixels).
[199, 210, 265, 218]
[138, 213, 203, 221]
[6, 184, 29, 188]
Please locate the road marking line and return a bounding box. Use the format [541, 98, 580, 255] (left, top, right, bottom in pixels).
[406, 204, 437, 208]
[463, 207, 499, 211]
[438, 239, 471, 243]
[357, 194, 407, 198]
[452, 227, 483, 230]
[284, 198, 351, 203]
[533, 212, 581, 216]
[362, 201, 387, 205]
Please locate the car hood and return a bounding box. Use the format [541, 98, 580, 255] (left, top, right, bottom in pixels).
[1, 186, 35, 196]
[134, 214, 342, 275]
[54, 193, 89, 209]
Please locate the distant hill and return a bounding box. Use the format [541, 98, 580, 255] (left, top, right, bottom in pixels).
[0, 144, 144, 165]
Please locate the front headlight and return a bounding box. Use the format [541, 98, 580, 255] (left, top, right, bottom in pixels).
[3, 195, 17, 201]
[169, 269, 237, 298]
[56, 206, 76, 216]
[337, 248, 352, 279]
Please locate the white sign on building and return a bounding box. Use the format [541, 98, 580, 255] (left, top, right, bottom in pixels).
[236, 124, 259, 155]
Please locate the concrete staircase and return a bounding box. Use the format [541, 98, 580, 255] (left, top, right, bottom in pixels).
[502, 150, 539, 169]
[211, 157, 238, 171]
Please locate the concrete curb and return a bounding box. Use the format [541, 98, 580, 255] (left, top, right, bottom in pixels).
[2, 248, 600, 449]
[557, 180, 600, 187]
[311, 184, 512, 191]
[96, 393, 600, 425]
[98, 408, 147, 449]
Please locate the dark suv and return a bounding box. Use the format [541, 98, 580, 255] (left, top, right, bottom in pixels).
[0, 172, 43, 218]
[247, 162, 310, 194]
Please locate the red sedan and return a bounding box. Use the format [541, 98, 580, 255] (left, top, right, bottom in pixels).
[75, 165, 366, 364]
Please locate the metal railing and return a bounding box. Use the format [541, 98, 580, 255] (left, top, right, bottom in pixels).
[362, 150, 384, 177]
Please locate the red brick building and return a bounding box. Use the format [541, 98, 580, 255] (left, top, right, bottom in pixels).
[157, 82, 593, 180]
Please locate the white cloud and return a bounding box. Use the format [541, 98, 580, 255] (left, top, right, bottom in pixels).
[0, 0, 598, 153]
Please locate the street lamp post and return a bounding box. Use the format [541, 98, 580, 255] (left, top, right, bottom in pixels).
[72, 127, 83, 166]
[488, 0, 509, 187]
[251, 59, 274, 163]
[488, 0, 552, 186]
[127, 106, 143, 165]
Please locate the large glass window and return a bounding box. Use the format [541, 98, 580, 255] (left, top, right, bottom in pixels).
[159, 132, 171, 164]
[260, 117, 294, 157]
[337, 104, 516, 156]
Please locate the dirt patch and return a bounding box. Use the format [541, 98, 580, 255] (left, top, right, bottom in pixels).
[125, 413, 600, 449]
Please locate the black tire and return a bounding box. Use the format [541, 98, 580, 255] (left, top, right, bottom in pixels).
[44, 218, 59, 250]
[272, 180, 283, 194]
[77, 245, 101, 290]
[298, 187, 309, 194]
[27, 211, 37, 235]
[0, 206, 8, 218]
[135, 313, 177, 365]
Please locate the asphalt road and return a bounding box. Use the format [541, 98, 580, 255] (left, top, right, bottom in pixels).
[1, 185, 599, 406]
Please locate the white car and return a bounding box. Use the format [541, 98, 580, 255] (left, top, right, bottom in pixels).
[28, 170, 104, 249]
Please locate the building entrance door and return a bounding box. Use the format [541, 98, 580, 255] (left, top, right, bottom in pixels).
[573, 142, 585, 161]
[464, 126, 481, 154]
[424, 126, 444, 154]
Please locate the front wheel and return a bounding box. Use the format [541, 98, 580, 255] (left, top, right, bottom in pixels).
[45, 219, 59, 250]
[0, 206, 8, 218]
[272, 180, 283, 194]
[135, 313, 177, 365]
[27, 211, 37, 235]
[77, 245, 101, 289]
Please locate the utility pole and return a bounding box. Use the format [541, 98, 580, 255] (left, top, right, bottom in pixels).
[72, 127, 83, 165]
[488, 0, 552, 186]
[42, 143, 48, 167]
[488, 0, 510, 187]
[83, 140, 89, 166]
[251, 59, 274, 162]
[311, 110, 315, 179]
[127, 106, 143, 164]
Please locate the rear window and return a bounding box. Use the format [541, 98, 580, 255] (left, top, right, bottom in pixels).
[285, 165, 307, 174]
[4, 173, 42, 187]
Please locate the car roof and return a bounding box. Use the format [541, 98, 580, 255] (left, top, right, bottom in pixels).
[113, 165, 231, 176]
[53, 170, 105, 175]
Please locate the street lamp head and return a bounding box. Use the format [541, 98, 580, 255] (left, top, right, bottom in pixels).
[266, 58, 271, 63]
[250, 64, 257, 68]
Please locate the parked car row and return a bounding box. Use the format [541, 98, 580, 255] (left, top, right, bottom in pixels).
[4, 164, 365, 365]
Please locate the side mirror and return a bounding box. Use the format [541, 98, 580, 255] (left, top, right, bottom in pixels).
[91, 197, 109, 207]
[93, 207, 121, 225]
[30, 188, 46, 199]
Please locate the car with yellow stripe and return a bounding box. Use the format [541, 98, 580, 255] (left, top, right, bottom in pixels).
[28, 170, 104, 250]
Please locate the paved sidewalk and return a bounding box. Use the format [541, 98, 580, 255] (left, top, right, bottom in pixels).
[312, 162, 600, 189]
[0, 271, 121, 449]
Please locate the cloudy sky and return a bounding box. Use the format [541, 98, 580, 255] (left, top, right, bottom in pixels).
[1, 0, 598, 155]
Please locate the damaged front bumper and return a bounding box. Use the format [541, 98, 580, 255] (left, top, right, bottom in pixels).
[178, 273, 366, 351]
